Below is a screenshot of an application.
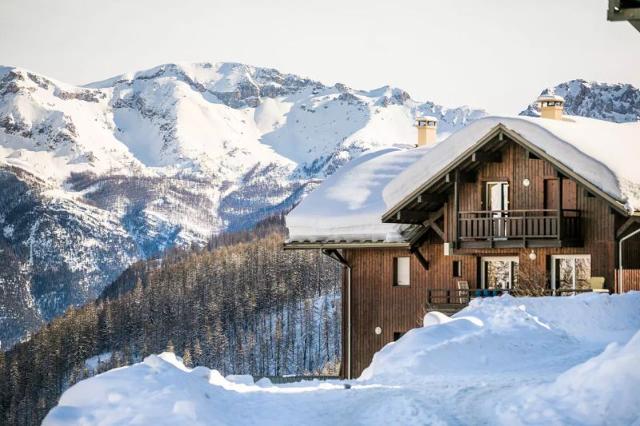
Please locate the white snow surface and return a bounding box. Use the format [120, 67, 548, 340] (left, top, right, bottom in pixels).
[44, 292, 640, 425]
[84, 352, 113, 373]
[286, 147, 429, 243]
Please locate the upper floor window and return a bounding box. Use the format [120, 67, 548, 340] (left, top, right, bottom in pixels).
[393, 257, 410, 286]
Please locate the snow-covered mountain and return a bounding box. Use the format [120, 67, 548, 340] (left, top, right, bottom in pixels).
[0, 62, 487, 348]
[521, 79, 640, 122]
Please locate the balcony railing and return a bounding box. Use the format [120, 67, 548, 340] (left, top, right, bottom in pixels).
[458, 209, 581, 242]
[426, 287, 601, 314]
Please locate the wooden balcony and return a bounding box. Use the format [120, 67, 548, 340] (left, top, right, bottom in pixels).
[457, 209, 582, 248]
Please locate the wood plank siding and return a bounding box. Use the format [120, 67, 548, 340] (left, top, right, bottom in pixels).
[615, 269, 640, 292]
[343, 245, 430, 378]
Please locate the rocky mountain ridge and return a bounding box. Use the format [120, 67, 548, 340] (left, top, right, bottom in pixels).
[0, 62, 486, 347]
[521, 79, 640, 122]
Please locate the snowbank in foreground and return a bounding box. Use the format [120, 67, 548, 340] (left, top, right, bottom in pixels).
[44, 293, 640, 426]
[498, 330, 640, 426]
[361, 292, 640, 382]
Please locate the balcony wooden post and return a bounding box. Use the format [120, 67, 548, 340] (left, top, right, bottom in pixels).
[557, 177, 563, 240]
[453, 169, 459, 248]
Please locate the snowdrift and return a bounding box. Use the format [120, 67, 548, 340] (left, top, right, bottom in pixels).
[361, 292, 640, 382]
[498, 330, 640, 425]
[44, 293, 640, 426]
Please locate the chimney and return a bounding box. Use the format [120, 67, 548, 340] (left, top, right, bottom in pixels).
[537, 94, 565, 120]
[415, 116, 438, 147]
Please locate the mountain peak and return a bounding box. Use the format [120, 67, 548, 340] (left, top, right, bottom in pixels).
[87, 62, 323, 106]
[521, 79, 640, 123]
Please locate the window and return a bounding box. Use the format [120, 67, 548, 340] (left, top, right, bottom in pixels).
[393, 332, 405, 341]
[452, 260, 462, 277]
[393, 257, 410, 286]
[551, 255, 591, 291]
[481, 256, 519, 289]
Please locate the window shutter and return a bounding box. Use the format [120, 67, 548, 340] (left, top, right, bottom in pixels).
[393, 257, 398, 285]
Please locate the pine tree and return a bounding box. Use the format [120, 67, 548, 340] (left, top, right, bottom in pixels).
[192, 338, 203, 366]
[182, 348, 193, 368]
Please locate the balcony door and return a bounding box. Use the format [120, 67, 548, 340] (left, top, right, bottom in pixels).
[486, 181, 509, 238]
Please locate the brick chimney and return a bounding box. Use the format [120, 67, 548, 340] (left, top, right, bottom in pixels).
[415, 116, 438, 147]
[537, 94, 565, 120]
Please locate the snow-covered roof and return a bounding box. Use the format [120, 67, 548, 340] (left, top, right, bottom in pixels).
[537, 94, 565, 103]
[417, 116, 438, 122]
[286, 115, 640, 245]
[385, 116, 640, 215]
[286, 147, 428, 245]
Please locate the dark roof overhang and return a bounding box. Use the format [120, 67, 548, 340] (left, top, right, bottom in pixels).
[283, 223, 430, 250]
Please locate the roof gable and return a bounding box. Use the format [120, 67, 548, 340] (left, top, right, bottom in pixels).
[383, 116, 640, 221]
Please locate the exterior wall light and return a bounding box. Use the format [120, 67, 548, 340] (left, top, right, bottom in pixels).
[528, 250, 537, 261]
[374, 326, 382, 335]
[523, 178, 531, 187]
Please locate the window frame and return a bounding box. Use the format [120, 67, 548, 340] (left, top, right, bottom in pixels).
[485, 181, 510, 212]
[452, 260, 462, 277]
[480, 256, 519, 289]
[550, 254, 591, 291]
[393, 256, 411, 287]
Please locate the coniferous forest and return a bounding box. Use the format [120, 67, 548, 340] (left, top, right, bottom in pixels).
[0, 218, 342, 425]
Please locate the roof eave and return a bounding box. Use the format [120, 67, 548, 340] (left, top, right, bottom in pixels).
[283, 241, 412, 250]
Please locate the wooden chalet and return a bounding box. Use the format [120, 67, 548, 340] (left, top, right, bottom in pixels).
[285, 97, 640, 379]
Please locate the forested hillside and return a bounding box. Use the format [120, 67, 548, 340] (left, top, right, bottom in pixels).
[0, 222, 341, 425]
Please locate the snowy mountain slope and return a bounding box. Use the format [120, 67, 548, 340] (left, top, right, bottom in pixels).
[0, 62, 486, 348]
[521, 79, 640, 122]
[43, 293, 640, 426]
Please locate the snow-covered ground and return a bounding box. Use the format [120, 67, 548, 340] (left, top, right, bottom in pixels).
[44, 293, 640, 425]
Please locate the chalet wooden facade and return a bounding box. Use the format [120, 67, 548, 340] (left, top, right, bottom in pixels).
[285, 103, 640, 379]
